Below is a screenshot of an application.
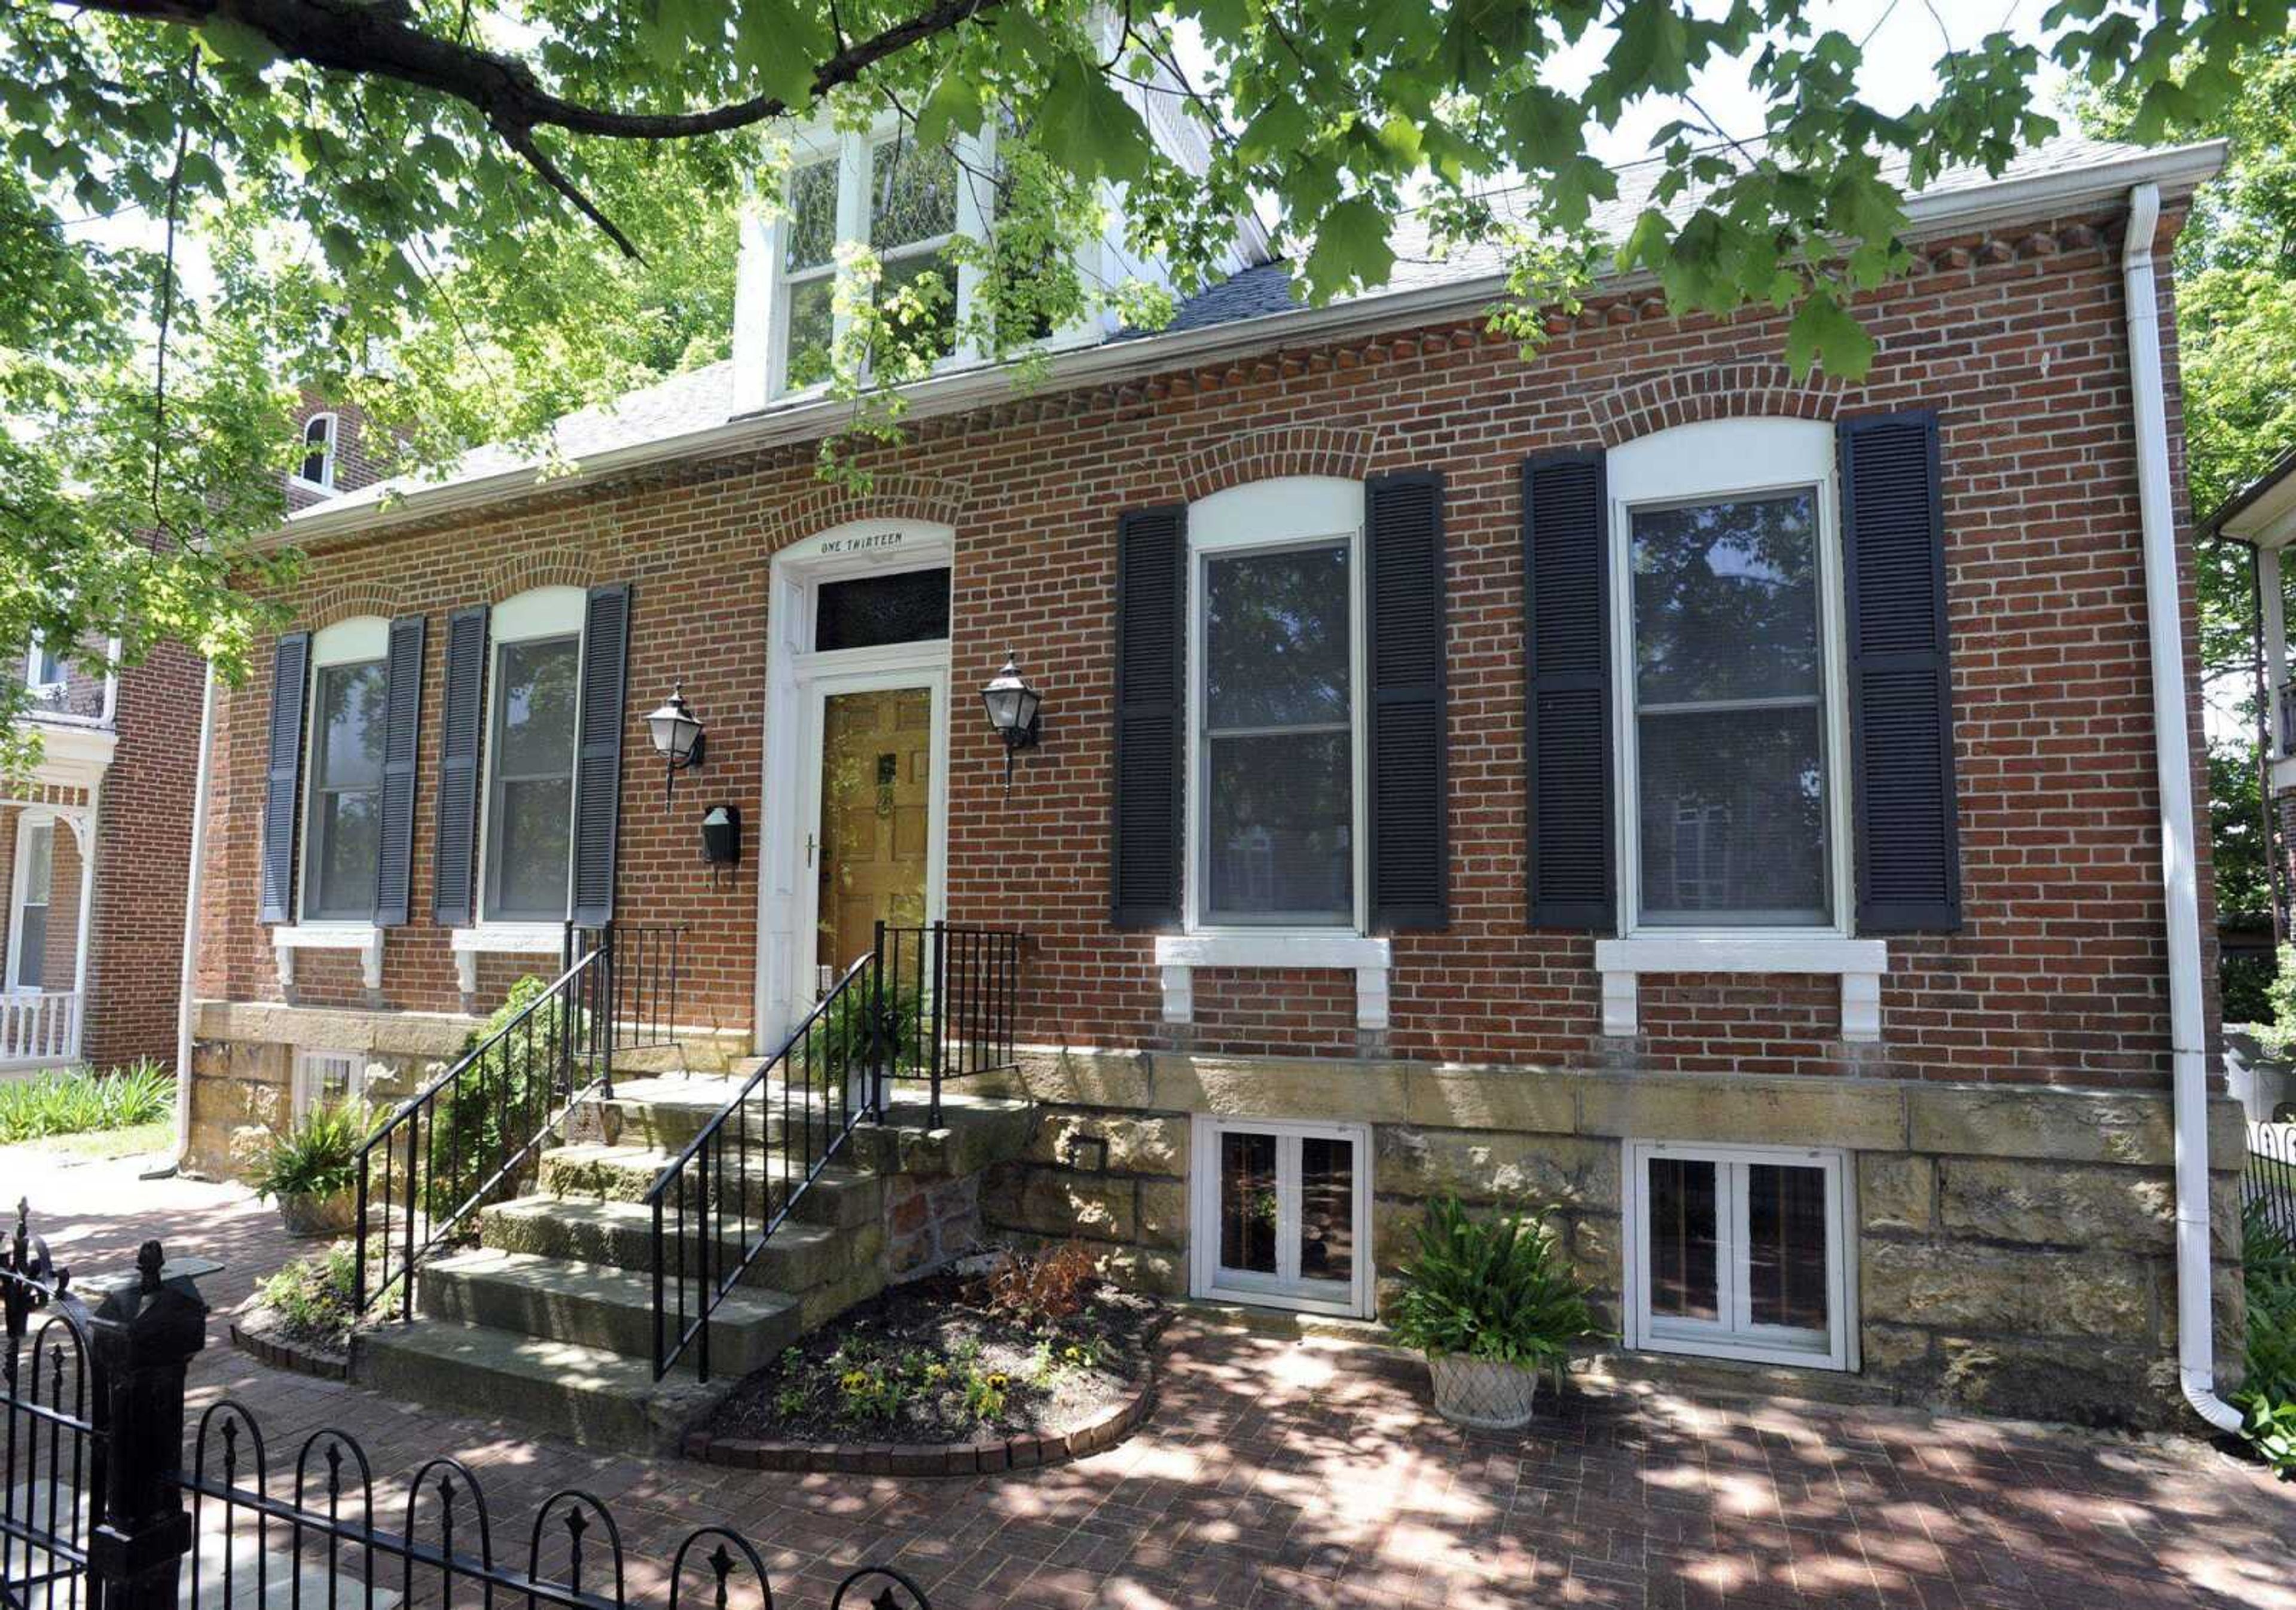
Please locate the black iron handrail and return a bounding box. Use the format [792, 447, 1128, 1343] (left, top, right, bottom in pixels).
[874, 922, 1023, 1126]
[353, 922, 685, 1320]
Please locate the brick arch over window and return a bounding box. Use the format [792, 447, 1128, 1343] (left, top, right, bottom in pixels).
[484, 547, 597, 600]
[1178, 425, 1379, 504]
[1589, 362, 1845, 448]
[303, 582, 402, 630]
[755, 474, 971, 555]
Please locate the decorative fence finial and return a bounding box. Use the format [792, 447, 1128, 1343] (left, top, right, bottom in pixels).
[137, 1241, 166, 1294]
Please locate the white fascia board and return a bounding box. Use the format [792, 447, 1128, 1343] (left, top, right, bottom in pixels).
[279, 140, 2226, 549]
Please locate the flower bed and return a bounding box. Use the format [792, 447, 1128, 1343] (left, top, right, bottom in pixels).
[688, 1245, 1163, 1474]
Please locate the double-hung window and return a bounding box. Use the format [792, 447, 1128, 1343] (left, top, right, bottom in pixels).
[296, 413, 338, 491]
[481, 590, 584, 923]
[303, 619, 389, 921]
[8, 817, 53, 991]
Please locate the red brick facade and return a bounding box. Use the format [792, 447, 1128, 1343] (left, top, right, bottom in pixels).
[196, 202, 2215, 1092]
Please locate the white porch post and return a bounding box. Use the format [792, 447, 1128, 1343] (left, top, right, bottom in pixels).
[66, 780, 98, 1063]
[2262, 546, 2286, 757]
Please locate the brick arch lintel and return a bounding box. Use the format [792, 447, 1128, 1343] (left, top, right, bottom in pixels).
[1589, 362, 1846, 448]
[484, 547, 599, 601]
[755, 474, 972, 554]
[1177, 425, 1380, 505]
[301, 582, 404, 630]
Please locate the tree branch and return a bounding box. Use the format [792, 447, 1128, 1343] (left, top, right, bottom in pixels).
[489, 117, 639, 258]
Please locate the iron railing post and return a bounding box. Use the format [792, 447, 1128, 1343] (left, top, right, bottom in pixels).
[87, 1244, 205, 1610]
[928, 920, 947, 1129]
[870, 920, 888, 1119]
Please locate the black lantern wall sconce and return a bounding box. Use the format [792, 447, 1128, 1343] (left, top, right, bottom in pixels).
[980, 653, 1042, 793]
[645, 682, 707, 802]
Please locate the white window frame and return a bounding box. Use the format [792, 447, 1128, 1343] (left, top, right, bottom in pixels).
[1189, 1114, 1373, 1319]
[292, 1047, 367, 1119]
[7, 814, 56, 994]
[767, 120, 996, 399]
[20, 632, 121, 729]
[475, 585, 587, 933]
[298, 616, 390, 924]
[1622, 1139, 1856, 1371]
[1598, 419, 1883, 1038]
[293, 413, 338, 492]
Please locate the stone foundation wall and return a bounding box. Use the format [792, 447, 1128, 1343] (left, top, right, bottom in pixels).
[979, 1048, 2247, 1430]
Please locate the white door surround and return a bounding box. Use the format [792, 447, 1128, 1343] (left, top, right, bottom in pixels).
[753, 519, 955, 1050]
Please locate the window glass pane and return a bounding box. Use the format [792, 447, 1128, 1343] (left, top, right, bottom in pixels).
[1206, 545, 1350, 729]
[20, 823, 51, 905]
[1648, 1157, 1720, 1322]
[1637, 705, 1826, 923]
[1746, 1163, 1829, 1332]
[494, 777, 573, 918]
[14, 908, 45, 989]
[1298, 1137, 1354, 1288]
[313, 792, 380, 917]
[30, 643, 63, 686]
[1206, 731, 1352, 921]
[814, 568, 951, 651]
[876, 253, 957, 362]
[1632, 493, 1819, 705]
[315, 661, 387, 790]
[783, 157, 839, 273]
[785, 276, 835, 389]
[494, 638, 579, 776]
[1219, 1130, 1279, 1275]
[869, 139, 955, 249]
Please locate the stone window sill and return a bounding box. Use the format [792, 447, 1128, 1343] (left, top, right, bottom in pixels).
[272, 923, 384, 991]
[1594, 936, 1887, 1042]
[1152, 933, 1392, 1031]
[449, 922, 565, 995]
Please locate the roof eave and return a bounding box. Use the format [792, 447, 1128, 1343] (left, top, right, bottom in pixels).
[282, 138, 2228, 548]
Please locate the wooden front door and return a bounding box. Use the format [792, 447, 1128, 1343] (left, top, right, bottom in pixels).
[814, 685, 933, 977]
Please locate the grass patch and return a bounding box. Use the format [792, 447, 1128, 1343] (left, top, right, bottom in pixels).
[19, 1116, 175, 1161]
[0, 1061, 173, 1144]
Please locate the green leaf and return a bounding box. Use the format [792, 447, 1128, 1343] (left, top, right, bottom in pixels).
[1033, 54, 1153, 185]
[1300, 195, 1396, 300]
[915, 72, 985, 151]
[1784, 290, 1875, 379]
[732, 0, 832, 108]
[196, 18, 278, 70]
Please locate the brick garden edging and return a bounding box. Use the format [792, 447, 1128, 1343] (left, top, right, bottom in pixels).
[228, 1312, 350, 1382]
[682, 1372, 1155, 1475]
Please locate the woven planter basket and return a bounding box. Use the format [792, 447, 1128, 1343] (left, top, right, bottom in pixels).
[1426, 1353, 1541, 1431]
[277, 1189, 356, 1238]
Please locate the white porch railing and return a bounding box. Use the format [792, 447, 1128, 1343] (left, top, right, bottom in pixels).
[0, 991, 82, 1067]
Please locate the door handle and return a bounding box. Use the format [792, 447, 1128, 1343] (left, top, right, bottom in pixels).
[806, 832, 818, 867]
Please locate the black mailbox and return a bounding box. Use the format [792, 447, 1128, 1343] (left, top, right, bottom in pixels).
[701, 804, 741, 866]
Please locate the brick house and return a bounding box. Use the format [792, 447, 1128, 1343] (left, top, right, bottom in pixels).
[181, 126, 2252, 1440]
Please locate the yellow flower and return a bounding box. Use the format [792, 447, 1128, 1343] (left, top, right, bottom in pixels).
[986, 1371, 1010, 1391]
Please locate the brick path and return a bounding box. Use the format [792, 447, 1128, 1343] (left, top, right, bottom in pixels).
[10, 1145, 2293, 1610]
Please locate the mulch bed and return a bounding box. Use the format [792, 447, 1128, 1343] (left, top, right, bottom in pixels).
[689, 1267, 1164, 1474]
[229, 1302, 352, 1381]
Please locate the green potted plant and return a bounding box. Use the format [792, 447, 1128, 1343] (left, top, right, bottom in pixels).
[1387, 1195, 1601, 1430]
[251, 1102, 369, 1236]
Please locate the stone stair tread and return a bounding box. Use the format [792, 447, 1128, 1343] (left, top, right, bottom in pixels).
[424, 1247, 799, 1324]
[367, 1319, 659, 1391]
[485, 1192, 844, 1244]
[596, 1076, 1031, 1126]
[546, 1141, 873, 1184]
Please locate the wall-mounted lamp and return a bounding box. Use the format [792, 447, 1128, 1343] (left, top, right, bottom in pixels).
[645, 682, 706, 802]
[979, 652, 1042, 793]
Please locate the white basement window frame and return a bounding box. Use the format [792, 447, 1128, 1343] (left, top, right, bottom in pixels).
[1189, 1114, 1373, 1319]
[1154, 476, 1389, 1029]
[292, 1047, 367, 1119]
[1599, 418, 1882, 1039]
[273, 616, 390, 992]
[1622, 1139, 1856, 1371]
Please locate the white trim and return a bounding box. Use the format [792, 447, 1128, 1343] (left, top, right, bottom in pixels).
[17, 723, 116, 790]
[1622, 1139, 1855, 1371]
[292, 1047, 366, 1119]
[449, 921, 565, 996]
[2262, 546, 2287, 760]
[272, 922, 384, 992]
[1153, 933, 1392, 1029]
[1594, 937, 1886, 1041]
[311, 615, 388, 665]
[476, 585, 587, 925]
[755, 522, 955, 1047]
[1189, 1113, 1373, 1319]
[291, 413, 338, 493]
[281, 140, 2229, 549]
[7, 814, 54, 994]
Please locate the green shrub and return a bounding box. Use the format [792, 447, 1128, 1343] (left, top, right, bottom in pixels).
[2260, 945, 2296, 1059]
[252, 1102, 368, 1202]
[255, 1243, 359, 1348]
[425, 976, 573, 1215]
[0, 1060, 174, 1143]
[2235, 1199, 2296, 1479]
[1387, 1196, 1602, 1370]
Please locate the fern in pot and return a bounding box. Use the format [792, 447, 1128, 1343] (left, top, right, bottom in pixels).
[1387, 1196, 1601, 1429]
[252, 1102, 370, 1236]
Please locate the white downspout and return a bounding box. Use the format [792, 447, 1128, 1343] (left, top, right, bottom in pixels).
[173, 660, 217, 1168]
[2123, 181, 2246, 1435]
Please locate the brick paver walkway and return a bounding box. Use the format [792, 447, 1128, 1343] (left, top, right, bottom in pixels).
[9, 1144, 2292, 1609]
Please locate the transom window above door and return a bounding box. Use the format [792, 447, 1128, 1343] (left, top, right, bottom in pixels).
[813, 566, 951, 652]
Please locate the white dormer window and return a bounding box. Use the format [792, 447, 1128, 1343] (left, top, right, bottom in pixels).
[296, 413, 338, 491]
[770, 125, 989, 396]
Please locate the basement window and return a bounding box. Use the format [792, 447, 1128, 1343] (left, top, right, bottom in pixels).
[293, 1049, 366, 1119]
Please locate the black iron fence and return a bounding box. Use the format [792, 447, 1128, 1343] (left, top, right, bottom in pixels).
[1, 1208, 931, 1610]
[875, 923, 1023, 1128]
[2250, 1121, 2296, 1249]
[355, 922, 685, 1322]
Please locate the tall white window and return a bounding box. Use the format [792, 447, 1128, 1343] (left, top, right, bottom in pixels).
[1609, 420, 1850, 936]
[8, 818, 54, 992]
[1187, 478, 1365, 931]
[1624, 1141, 1853, 1369]
[303, 618, 389, 921]
[297, 413, 338, 490]
[481, 588, 584, 923]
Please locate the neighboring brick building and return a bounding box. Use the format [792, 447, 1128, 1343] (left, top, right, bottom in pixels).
[184, 131, 2249, 1432]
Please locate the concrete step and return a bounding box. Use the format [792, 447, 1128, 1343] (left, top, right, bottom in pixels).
[416, 1248, 801, 1373]
[539, 1142, 885, 1228]
[581, 1076, 1036, 1179]
[357, 1320, 727, 1455]
[581, 1074, 862, 1152]
[478, 1194, 881, 1298]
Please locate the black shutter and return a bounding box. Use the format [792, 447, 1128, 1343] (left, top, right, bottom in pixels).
[374, 614, 426, 927]
[1523, 451, 1615, 930]
[1111, 506, 1186, 930]
[1842, 410, 1962, 932]
[432, 605, 488, 927]
[1367, 472, 1449, 931]
[259, 631, 311, 924]
[570, 583, 631, 928]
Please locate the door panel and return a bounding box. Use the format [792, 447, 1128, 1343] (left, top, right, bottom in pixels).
[816, 686, 932, 976]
